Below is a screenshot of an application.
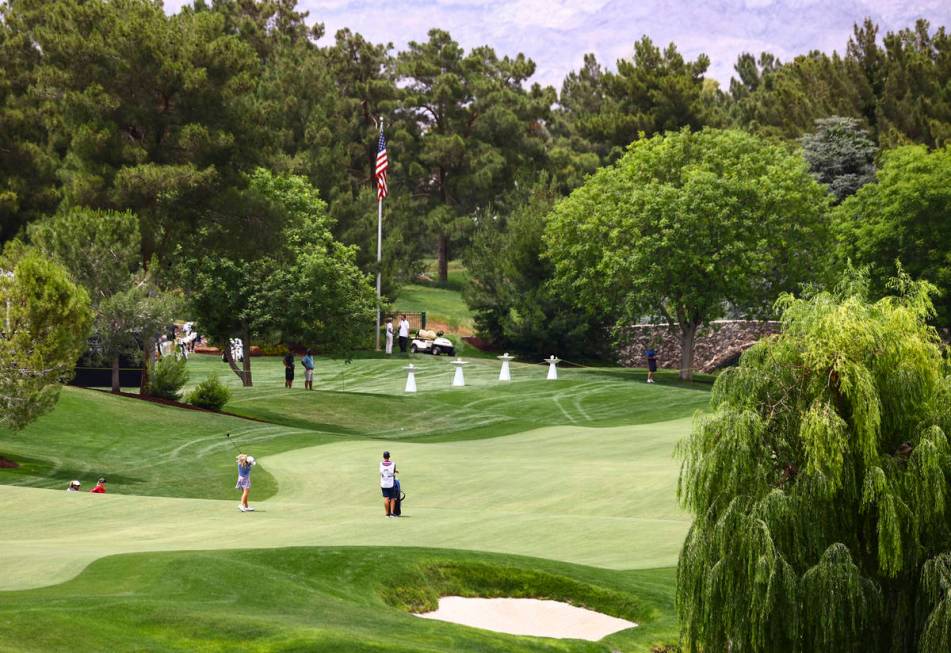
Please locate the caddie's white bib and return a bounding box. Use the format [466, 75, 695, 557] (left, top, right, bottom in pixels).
[380, 460, 395, 488]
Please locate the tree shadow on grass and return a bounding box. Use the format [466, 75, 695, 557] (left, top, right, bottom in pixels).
[0, 452, 145, 487]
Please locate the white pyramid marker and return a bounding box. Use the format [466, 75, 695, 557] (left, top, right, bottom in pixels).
[404, 364, 417, 393]
[497, 352, 514, 382]
[451, 358, 467, 387]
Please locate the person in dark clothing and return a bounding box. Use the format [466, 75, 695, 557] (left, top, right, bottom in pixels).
[283, 351, 295, 388]
[646, 348, 658, 383]
[398, 314, 410, 353]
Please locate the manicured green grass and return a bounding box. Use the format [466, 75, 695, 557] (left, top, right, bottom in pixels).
[186, 354, 711, 441]
[0, 413, 694, 591]
[0, 387, 335, 500]
[0, 353, 709, 651]
[0, 547, 679, 652]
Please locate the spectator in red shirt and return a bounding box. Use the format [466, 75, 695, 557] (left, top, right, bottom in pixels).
[90, 478, 107, 493]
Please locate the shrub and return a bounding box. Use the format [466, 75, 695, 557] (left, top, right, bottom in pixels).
[187, 374, 231, 411]
[148, 355, 188, 400]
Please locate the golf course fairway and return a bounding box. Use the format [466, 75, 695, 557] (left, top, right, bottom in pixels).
[0, 355, 710, 652]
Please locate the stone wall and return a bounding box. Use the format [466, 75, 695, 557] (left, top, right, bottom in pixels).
[616, 320, 781, 373]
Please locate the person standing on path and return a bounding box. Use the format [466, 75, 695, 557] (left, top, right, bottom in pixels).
[646, 347, 658, 383]
[302, 349, 315, 390]
[385, 318, 394, 355]
[380, 451, 399, 517]
[398, 315, 410, 353]
[283, 351, 295, 389]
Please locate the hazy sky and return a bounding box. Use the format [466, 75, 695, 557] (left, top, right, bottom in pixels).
[164, 1, 951, 89]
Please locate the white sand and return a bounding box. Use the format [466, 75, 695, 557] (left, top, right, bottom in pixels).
[414, 596, 637, 640]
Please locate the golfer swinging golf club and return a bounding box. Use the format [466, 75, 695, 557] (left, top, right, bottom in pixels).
[380, 451, 399, 517]
[236, 453, 256, 512]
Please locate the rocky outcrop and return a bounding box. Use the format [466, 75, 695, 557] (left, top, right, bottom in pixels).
[616, 320, 781, 373]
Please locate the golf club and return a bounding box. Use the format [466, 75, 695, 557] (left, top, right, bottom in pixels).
[225, 432, 240, 454]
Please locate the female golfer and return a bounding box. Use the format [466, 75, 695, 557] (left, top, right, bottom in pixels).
[236, 453, 256, 512]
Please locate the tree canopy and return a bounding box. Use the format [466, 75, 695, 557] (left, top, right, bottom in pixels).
[545, 128, 830, 379]
[677, 270, 951, 652]
[801, 116, 877, 202]
[833, 145, 951, 331]
[187, 169, 374, 386]
[0, 251, 92, 430]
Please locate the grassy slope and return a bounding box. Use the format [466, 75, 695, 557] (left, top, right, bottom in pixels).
[0, 345, 709, 651]
[0, 387, 335, 500]
[190, 354, 710, 441]
[0, 417, 693, 591]
[394, 259, 473, 332]
[0, 548, 679, 653]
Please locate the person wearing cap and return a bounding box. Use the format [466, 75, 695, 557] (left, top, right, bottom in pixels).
[379, 451, 399, 517]
[90, 478, 107, 493]
[66, 480, 81, 492]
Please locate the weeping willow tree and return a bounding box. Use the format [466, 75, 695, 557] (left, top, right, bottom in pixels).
[677, 269, 951, 652]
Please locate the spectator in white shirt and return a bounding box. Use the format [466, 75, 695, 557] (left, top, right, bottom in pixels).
[398, 315, 410, 353]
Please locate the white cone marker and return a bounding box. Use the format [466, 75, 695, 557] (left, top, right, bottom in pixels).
[498, 352, 514, 382]
[451, 358, 467, 387]
[545, 355, 561, 380]
[404, 364, 417, 393]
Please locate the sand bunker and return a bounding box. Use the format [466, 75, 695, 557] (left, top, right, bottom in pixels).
[415, 596, 637, 640]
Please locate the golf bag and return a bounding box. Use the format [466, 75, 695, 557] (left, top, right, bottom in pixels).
[393, 478, 406, 516]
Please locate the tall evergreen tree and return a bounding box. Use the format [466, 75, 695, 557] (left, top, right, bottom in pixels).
[553, 38, 721, 169]
[397, 29, 553, 283]
[801, 116, 877, 202]
[876, 20, 951, 148]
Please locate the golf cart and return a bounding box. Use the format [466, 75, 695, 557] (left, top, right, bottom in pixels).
[410, 329, 455, 356]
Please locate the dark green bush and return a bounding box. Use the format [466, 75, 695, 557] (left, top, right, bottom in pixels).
[148, 355, 188, 400]
[187, 374, 231, 410]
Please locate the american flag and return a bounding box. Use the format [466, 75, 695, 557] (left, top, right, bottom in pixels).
[375, 128, 388, 201]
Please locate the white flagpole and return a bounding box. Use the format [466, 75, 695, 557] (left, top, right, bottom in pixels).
[375, 196, 382, 351]
[375, 119, 383, 351]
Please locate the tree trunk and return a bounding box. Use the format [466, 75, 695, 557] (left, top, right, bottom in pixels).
[437, 234, 449, 284]
[223, 336, 247, 386]
[679, 321, 700, 381]
[111, 356, 121, 394]
[140, 338, 155, 396]
[241, 329, 253, 387]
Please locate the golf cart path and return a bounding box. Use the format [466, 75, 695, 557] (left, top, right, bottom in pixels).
[0, 418, 693, 592]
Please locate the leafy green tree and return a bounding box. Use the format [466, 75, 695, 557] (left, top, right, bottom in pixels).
[27, 209, 179, 393]
[801, 116, 877, 202]
[397, 29, 554, 283]
[833, 144, 951, 331]
[677, 270, 951, 653]
[545, 128, 830, 380]
[464, 179, 606, 357]
[188, 169, 374, 385]
[0, 252, 92, 431]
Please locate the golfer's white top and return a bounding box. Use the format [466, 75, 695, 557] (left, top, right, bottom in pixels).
[380, 460, 396, 488]
[415, 596, 637, 640]
[398, 320, 409, 337]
